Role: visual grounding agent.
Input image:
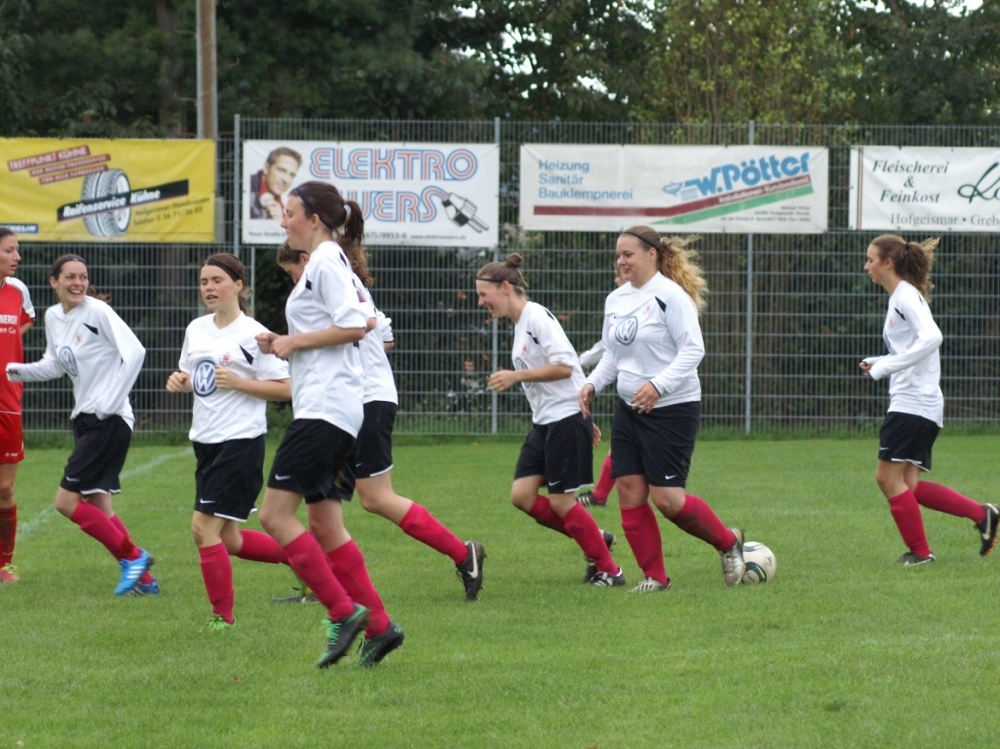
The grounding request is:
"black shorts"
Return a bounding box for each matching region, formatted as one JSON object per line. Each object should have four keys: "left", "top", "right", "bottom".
{"left": 193, "top": 436, "right": 266, "bottom": 521}
{"left": 878, "top": 411, "right": 939, "bottom": 472}
{"left": 514, "top": 412, "right": 594, "bottom": 494}
{"left": 611, "top": 399, "right": 699, "bottom": 488}
{"left": 60, "top": 413, "right": 132, "bottom": 495}
{"left": 268, "top": 419, "right": 357, "bottom": 504}
{"left": 323, "top": 401, "right": 398, "bottom": 501}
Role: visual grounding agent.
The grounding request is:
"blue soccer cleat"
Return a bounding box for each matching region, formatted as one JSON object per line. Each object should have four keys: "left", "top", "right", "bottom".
{"left": 115, "top": 550, "right": 154, "bottom": 596}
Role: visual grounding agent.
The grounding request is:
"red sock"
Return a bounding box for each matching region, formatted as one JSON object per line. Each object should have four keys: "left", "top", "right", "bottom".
{"left": 888, "top": 490, "right": 932, "bottom": 557}
{"left": 237, "top": 529, "right": 289, "bottom": 565}
{"left": 399, "top": 503, "right": 468, "bottom": 565}
{"left": 593, "top": 454, "right": 614, "bottom": 501}
{"left": 620, "top": 503, "right": 668, "bottom": 585}
{"left": 563, "top": 504, "right": 617, "bottom": 574}
{"left": 326, "top": 540, "right": 390, "bottom": 638}
{"left": 282, "top": 532, "right": 354, "bottom": 620}
{"left": 198, "top": 543, "right": 235, "bottom": 624}
{"left": 0, "top": 504, "right": 16, "bottom": 566}
{"left": 670, "top": 494, "right": 737, "bottom": 551}
{"left": 70, "top": 502, "right": 137, "bottom": 559}
{"left": 110, "top": 514, "right": 153, "bottom": 583}
{"left": 914, "top": 482, "right": 986, "bottom": 523}
{"left": 528, "top": 495, "right": 569, "bottom": 536}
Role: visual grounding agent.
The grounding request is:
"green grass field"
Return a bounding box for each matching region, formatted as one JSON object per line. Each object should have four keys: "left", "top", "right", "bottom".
{"left": 4, "top": 436, "right": 1000, "bottom": 748}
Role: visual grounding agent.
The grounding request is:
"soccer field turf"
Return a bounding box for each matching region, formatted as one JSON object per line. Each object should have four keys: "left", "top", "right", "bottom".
{"left": 4, "top": 436, "right": 999, "bottom": 748}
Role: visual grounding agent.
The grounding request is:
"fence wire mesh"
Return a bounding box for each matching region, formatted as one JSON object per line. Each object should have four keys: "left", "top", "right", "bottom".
{"left": 15, "top": 122, "right": 1000, "bottom": 435}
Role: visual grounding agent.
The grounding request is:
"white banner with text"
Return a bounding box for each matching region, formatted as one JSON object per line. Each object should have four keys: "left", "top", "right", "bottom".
{"left": 519, "top": 144, "right": 829, "bottom": 233}
{"left": 849, "top": 146, "right": 1000, "bottom": 232}
{"left": 242, "top": 140, "right": 499, "bottom": 246}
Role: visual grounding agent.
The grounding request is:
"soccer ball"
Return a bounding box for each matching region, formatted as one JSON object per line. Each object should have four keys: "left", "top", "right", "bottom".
{"left": 741, "top": 542, "right": 776, "bottom": 584}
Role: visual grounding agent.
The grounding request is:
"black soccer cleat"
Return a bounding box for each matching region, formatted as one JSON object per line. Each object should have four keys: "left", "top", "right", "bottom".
{"left": 359, "top": 621, "right": 405, "bottom": 667}
{"left": 976, "top": 503, "right": 999, "bottom": 557}
{"left": 898, "top": 551, "right": 937, "bottom": 566}
{"left": 583, "top": 530, "right": 616, "bottom": 583}
{"left": 456, "top": 541, "right": 486, "bottom": 601}
{"left": 576, "top": 490, "right": 607, "bottom": 508}
{"left": 317, "top": 604, "right": 370, "bottom": 668}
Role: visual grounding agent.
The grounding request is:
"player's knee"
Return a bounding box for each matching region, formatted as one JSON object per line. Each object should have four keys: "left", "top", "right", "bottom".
{"left": 0, "top": 484, "right": 13, "bottom": 507}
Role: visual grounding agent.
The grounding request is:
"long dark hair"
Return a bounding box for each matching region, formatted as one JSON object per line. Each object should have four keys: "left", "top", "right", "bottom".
{"left": 620, "top": 226, "right": 707, "bottom": 311}
{"left": 202, "top": 253, "right": 252, "bottom": 314}
{"left": 292, "top": 181, "right": 373, "bottom": 287}
{"left": 870, "top": 234, "right": 938, "bottom": 301}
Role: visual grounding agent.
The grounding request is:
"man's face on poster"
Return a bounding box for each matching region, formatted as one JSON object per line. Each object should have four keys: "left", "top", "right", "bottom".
{"left": 263, "top": 155, "right": 300, "bottom": 196}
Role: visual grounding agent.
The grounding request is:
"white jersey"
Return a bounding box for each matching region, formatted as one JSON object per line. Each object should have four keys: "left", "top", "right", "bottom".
{"left": 7, "top": 296, "right": 145, "bottom": 428}
{"left": 284, "top": 240, "right": 373, "bottom": 436}
{"left": 179, "top": 312, "right": 289, "bottom": 443}
{"left": 586, "top": 272, "right": 703, "bottom": 408}
{"left": 863, "top": 280, "right": 943, "bottom": 426}
{"left": 512, "top": 301, "right": 586, "bottom": 425}
{"left": 352, "top": 279, "right": 398, "bottom": 405}
{"left": 579, "top": 340, "right": 604, "bottom": 369}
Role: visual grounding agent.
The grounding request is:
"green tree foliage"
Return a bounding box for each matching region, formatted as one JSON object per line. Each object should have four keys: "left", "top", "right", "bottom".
{"left": 638, "top": 0, "right": 858, "bottom": 124}
{"left": 474, "top": 0, "right": 654, "bottom": 120}
{"left": 841, "top": 0, "right": 1000, "bottom": 125}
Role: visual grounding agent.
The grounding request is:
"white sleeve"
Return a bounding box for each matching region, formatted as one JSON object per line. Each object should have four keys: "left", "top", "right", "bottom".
{"left": 6, "top": 310, "right": 62, "bottom": 382}
{"left": 325, "top": 270, "right": 372, "bottom": 330}
{"left": 9, "top": 278, "right": 35, "bottom": 320}
{"left": 255, "top": 348, "right": 289, "bottom": 381}
{"left": 579, "top": 340, "right": 604, "bottom": 368}
{"left": 537, "top": 309, "right": 578, "bottom": 368}
{"left": 650, "top": 296, "right": 705, "bottom": 395}
{"left": 868, "top": 295, "right": 942, "bottom": 382}
{"left": 586, "top": 350, "right": 618, "bottom": 393}
{"left": 94, "top": 306, "right": 146, "bottom": 419}
{"left": 376, "top": 309, "right": 394, "bottom": 343}
{"left": 178, "top": 329, "right": 192, "bottom": 375}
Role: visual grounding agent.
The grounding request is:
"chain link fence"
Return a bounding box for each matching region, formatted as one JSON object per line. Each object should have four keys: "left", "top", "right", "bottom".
{"left": 16, "top": 121, "right": 1000, "bottom": 436}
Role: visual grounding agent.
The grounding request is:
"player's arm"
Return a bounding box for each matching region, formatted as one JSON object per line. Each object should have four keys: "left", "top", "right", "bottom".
{"left": 216, "top": 371, "right": 291, "bottom": 401}
{"left": 488, "top": 363, "right": 572, "bottom": 393}
{"left": 19, "top": 320, "right": 32, "bottom": 336}
{"left": 868, "top": 295, "right": 942, "bottom": 381}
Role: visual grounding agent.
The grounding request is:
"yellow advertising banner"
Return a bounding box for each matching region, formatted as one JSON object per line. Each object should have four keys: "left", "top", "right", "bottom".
{"left": 0, "top": 138, "right": 216, "bottom": 242}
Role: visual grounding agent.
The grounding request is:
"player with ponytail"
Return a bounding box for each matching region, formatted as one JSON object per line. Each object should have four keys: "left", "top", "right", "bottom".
{"left": 860, "top": 234, "right": 998, "bottom": 565}
{"left": 579, "top": 226, "right": 745, "bottom": 592}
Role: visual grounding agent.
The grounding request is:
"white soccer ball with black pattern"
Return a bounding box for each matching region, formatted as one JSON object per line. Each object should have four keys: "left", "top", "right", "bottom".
{"left": 741, "top": 542, "right": 776, "bottom": 584}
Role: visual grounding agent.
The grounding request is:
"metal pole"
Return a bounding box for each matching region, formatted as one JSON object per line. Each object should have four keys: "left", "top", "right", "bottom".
{"left": 490, "top": 117, "right": 501, "bottom": 435}
{"left": 744, "top": 120, "right": 755, "bottom": 435}
{"left": 233, "top": 114, "right": 240, "bottom": 258}
{"left": 195, "top": 0, "right": 217, "bottom": 140}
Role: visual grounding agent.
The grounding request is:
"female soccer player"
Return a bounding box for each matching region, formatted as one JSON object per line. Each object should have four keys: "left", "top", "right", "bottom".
{"left": 860, "top": 234, "right": 998, "bottom": 565}
{"left": 0, "top": 229, "right": 34, "bottom": 583}
{"left": 166, "top": 253, "right": 294, "bottom": 629}
{"left": 579, "top": 226, "right": 745, "bottom": 592}
{"left": 256, "top": 181, "right": 402, "bottom": 667}
{"left": 5, "top": 254, "right": 156, "bottom": 596}
{"left": 476, "top": 253, "right": 624, "bottom": 586}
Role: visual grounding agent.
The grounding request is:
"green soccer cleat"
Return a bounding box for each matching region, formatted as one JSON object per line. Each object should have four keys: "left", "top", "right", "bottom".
{"left": 317, "top": 604, "right": 370, "bottom": 668}
{"left": 359, "top": 621, "right": 405, "bottom": 667}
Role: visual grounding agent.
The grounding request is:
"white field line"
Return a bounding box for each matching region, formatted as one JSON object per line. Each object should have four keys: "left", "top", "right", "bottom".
{"left": 17, "top": 448, "right": 192, "bottom": 541}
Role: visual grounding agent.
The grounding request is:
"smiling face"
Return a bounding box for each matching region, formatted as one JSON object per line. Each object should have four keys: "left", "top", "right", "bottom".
{"left": 50, "top": 260, "right": 89, "bottom": 310}
{"left": 865, "top": 243, "right": 896, "bottom": 289}
{"left": 263, "top": 155, "right": 300, "bottom": 196}
{"left": 0, "top": 234, "right": 20, "bottom": 280}
{"left": 200, "top": 264, "right": 242, "bottom": 314}
{"left": 616, "top": 234, "right": 657, "bottom": 286}
{"left": 476, "top": 279, "right": 513, "bottom": 319}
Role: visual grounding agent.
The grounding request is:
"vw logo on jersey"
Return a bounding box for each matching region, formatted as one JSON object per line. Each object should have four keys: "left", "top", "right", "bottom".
{"left": 192, "top": 359, "right": 218, "bottom": 397}
{"left": 57, "top": 346, "right": 78, "bottom": 377}
{"left": 513, "top": 357, "right": 529, "bottom": 371}
{"left": 614, "top": 316, "right": 639, "bottom": 345}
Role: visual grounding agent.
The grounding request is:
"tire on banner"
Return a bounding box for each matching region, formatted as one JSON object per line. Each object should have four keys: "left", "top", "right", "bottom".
{"left": 81, "top": 169, "right": 132, "bottom": 238}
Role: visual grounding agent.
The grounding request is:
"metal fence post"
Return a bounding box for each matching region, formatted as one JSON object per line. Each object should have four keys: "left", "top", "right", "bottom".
{"left": 744, "top": 119, "right": 755, "bottom": 435}
{"left": 233, "top": 114, "right": 240, "bottom": 259}
{"left": 490, "top": 116, "right": 502, "bottom": 435}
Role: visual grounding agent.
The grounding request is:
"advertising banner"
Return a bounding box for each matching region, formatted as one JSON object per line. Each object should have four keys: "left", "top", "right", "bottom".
{"left": 519, "top": 144, "right": 828, "bottom": 233}
{"left": 0, "top": 139, "right": 216, "bottom": 242}
{"left": 242, "top": 141, "right": 499, "bottom": 247}
{"left": 849, "top": 147, "right": 1000, "bottom": 232}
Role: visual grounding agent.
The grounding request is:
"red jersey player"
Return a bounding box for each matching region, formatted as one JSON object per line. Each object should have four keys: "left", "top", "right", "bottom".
{"left": 0, "top": 228, "right": 35, "bottom": 583}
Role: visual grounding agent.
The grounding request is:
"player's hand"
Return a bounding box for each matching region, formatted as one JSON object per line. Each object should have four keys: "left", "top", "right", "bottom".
{"left": 859, "top": 361, "right": 872, "bottom": 378}
{"left": 166, "top": 371, "right": 191, "bottom": 393}
{"left": 630, "top": 382, "right": 660, "bottom": 414}
{"left": 256, "top": 331, "right": 278, "bottom": 355}
{"left": 214, "top": 366, "right": 241, "bottom": 391}
{"left": 487, "top": 369, "right": 519, "bottom": 393}
{"left": 578, "top": 383, "right": 595, "bottom": 419}
{"left": 269, "top": 335, "right": 299, "bottom": 361}
{"left": 592, "top": 423, "right": 602, "bottom": 448}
